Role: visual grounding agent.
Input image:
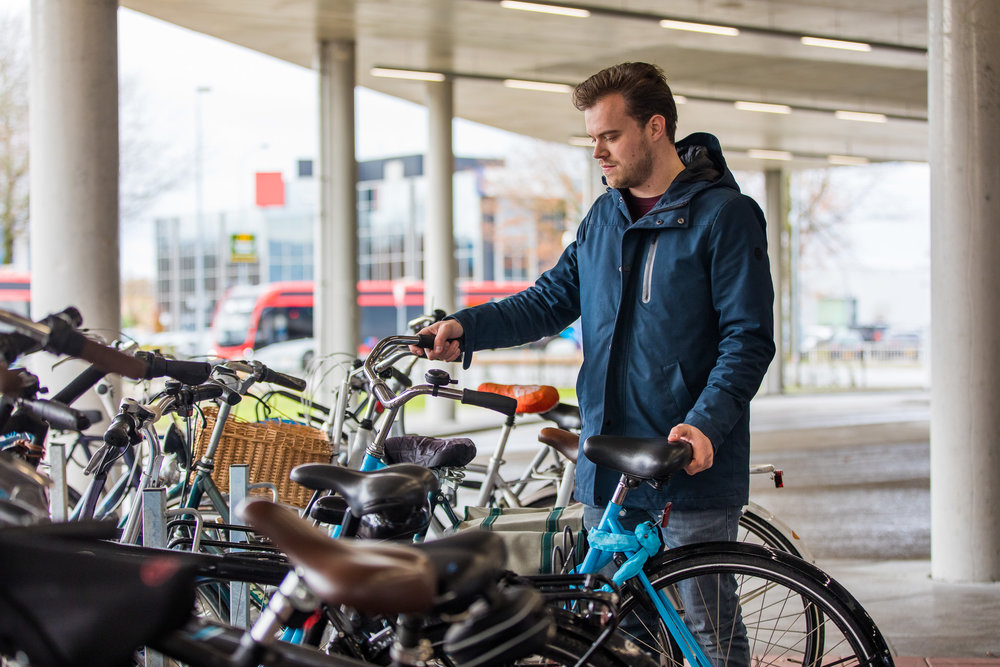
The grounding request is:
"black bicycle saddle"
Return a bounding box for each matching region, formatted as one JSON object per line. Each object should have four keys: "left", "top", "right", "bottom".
{"left": 290, "top": 463, "right": 438, "bottom": 518}
{"left": 583, "top": 436, "right": 692, "bottom": 482}
{"left": 411, "top": 529, "right": 507, "bottom": 613}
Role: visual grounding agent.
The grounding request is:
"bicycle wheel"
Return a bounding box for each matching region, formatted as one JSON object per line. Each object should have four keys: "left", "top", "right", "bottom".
{"left": 615, "top": 542, "right": 893, "bottom": 667}
{"left": 494, "top": 609, "right": 656, "bottom": 667}
{"left": 738, "top": 503, "right": 808, "bottom": 560}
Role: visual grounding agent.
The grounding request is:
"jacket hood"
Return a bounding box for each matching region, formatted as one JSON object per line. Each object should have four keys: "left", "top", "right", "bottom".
{"left": 671, "top": 131, "right": 740, "bottom": 195}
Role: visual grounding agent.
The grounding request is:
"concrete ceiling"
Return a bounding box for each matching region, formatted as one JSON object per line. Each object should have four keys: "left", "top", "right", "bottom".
{"left": 121, "top": 0, "right": 929, "bottom": 170}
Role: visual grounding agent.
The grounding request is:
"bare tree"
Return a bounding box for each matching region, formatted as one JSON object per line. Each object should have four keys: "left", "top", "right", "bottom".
{"left": 0, "top": 9, "right": 185, "bottom": 270}
{"left": 119, "top": 72, "right": 188, "bottom": 222}
{"left": 0, "top": 11, "right": 29, "bottom": 265}
{"left": 483, "top": 139, "right": 585, "bottom": 277}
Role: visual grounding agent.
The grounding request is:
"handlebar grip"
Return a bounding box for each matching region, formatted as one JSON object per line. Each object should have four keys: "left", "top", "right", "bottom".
{"left": 259, "top": 366, "right": 307, "bottom": 392}
{"left": 104, "top": 413, "right": 137, "bottom": 448}
{"left": 188, "top": 382, "right": 227, "bottom": 404}
{"left": 76, "top": 337, "right": 148, "bottom": 380}
{"left": 22, "top": 398, "right": 92, "bottom": 431}
{"left": 461, "top": 388, "right": 518, "bottom": 417}
{"left": 415, "top": 334, "right": 436, "bottom": 349}
{"left": 136, "top": 351, "right": 212, "bottom": 385}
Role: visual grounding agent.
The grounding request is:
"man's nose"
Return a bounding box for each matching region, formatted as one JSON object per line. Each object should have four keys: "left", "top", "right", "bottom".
{"left": 592, "top": 141, "right": 606, "bottom": 159}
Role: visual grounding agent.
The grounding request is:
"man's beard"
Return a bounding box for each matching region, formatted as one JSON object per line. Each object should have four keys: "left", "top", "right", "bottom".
{"left": 607, "top": 141, "right": 654, "bottom": 190}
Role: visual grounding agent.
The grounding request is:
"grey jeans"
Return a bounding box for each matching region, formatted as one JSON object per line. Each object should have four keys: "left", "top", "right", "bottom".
{"left": 583, "top": 504, "right": 749, "bottom": 667}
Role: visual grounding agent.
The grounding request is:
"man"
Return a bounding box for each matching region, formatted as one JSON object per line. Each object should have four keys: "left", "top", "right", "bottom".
{"left": 414, "top": 62, "right": 774, "bottom": 664}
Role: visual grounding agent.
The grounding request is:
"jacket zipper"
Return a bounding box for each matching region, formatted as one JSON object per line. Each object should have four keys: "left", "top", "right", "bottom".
{"left": 641, "top": 235, "right": 659, "bottom": 303}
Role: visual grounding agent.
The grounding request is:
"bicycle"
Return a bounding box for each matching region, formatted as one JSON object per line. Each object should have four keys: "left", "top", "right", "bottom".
{"left": 353, "top": 335, "right": 809, "bottom": 560}
{"left": 0, "top": 465, "right": 654, "bottom": 667}
{"left": 572, "top": 433, "right": 893, "bottom": 666}
{"left": 353, "top": 335, "right": 893, "bottom": 666}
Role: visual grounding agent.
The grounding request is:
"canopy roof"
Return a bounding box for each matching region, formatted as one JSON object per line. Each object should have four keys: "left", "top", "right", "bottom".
{"left": 122, "top": 0, "right": 928, "bottom": 169}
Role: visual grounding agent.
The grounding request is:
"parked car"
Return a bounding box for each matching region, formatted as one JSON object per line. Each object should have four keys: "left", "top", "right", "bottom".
{"left": 250, "top": 338, "right": 315, "bottom": 376}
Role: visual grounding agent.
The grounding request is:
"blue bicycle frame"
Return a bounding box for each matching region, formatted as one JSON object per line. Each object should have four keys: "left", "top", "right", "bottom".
{"left": 576, "top": 494, "right": 713, "bottom": 667}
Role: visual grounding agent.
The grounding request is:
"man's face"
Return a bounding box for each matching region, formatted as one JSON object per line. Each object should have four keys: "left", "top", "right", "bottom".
{"left": 584, "top": 93, "right": 655, "bottom": 192}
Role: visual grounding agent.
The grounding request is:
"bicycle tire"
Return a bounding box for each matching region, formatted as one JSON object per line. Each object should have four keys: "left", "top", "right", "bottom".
{"left": 738, "top": 503, "right": 808, "bottom": 560}
{"left": 614, "top": 541, "right": 893, "bottom": 667}
{"left": 504, "top": 608, "right": 657, "bottom": 667}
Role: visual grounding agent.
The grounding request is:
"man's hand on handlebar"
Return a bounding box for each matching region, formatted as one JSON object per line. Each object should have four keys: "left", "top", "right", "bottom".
{"left": 410, "top": 320, "right": 464, "bottom": 362}
{"left": 668, "top": 423, "right": 714, "bottom": 475}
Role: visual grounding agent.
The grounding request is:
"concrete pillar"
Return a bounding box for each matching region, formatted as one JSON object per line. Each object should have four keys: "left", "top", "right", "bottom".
{"left": 425, "top": 80, "right": 457, "bottom": 421}
{"left": 28, "top": 0, "right": 120, "bottom": 414}
{"left": 424, "top": 80, "right": 457, "bottom": 315}
{"left": 30, "top": 0, "right": 119, "bottom": 332}
{"left": 928, "top": 0, "right": 1000, "bottom": 582}
{"left": 316, "top": 40, "right": 359, "bottom": 377}
{"left": 763, "top": 169, "right": 786, "bottom": 395}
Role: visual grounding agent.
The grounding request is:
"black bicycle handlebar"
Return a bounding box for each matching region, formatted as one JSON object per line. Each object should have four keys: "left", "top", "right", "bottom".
{"left": 460, "top": 388, "right": 518, "bottom": 417}
{"left": 135, "top": 351, "right": 213, "bottom": 385}
{"left": 74, "top": 337, "right": 148, "bottom": 380}
{"left": 186, "top": 382, "right": 230, "bottom": 405}
{"left": 103, "top": 413, "right": 140, "bottom": 449}
{"left": 20, "top": 397, "right": 92, "bottom": 432}
{"left": 0, "top": 308, "right": 148, "bottom": 380}
{"left": 256, "top": 365, "right": 307, "bottom": 392}
{"left": 51, "top": 365, "right": 108, "bottom": 405}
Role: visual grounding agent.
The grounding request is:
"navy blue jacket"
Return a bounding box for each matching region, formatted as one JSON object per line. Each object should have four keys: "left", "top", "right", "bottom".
{"left": 452, "top": 132, "right": 775, "bottom": 510}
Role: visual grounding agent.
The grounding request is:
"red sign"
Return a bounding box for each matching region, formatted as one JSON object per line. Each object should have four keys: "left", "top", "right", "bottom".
{"left": 255, "top": 172, "right": 285, "bottom": 207}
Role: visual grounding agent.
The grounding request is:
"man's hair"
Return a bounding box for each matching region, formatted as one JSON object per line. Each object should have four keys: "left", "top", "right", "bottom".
{"left": 572, "top": 62, "right": 678, "bottom": 143}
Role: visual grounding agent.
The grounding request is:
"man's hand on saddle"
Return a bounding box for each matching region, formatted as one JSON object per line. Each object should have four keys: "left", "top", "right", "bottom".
{"left": 411, "top": 319, "right": 464, "bottom": 362}
{"left": 668, "top": 423, "right": 714, "bottom": 475}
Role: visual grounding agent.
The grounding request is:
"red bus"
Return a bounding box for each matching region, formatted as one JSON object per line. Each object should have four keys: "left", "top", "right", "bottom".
{"left": 209, "top": 279, "right": 532, "bottom": 359}
{"left": 0, "top": 268, "right": 30, "bottom": 316}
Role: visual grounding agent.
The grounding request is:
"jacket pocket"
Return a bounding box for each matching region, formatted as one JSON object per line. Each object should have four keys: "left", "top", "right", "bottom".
{"left": 661, "top": 361, "right": 695, "bottom": 420}
{"left": 641, "top": 235, "right": 659, "bottom": 304}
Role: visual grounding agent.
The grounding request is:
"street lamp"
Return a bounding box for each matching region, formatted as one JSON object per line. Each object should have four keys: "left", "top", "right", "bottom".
{"left": 193, "top": 85, "right": 211, "bottom": 335}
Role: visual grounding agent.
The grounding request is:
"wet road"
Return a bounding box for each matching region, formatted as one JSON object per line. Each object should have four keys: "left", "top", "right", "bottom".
{"left": 749, "top": 439, "right": 931, "bottom": 559}
{"left": 467, "top": 425, "right": 933, "bottom": 561}
{"left": 442, "top": 390, "right": 933, "bottom": 561}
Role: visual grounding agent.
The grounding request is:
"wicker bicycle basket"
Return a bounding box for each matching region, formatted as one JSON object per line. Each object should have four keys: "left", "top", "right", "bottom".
{"left": 192, "top": 405, "right": 333, "bottom": 507}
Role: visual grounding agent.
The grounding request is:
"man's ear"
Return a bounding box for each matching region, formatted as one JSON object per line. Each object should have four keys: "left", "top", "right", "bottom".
{"left": 647, "top": 114, "right": 667, "bottom": 140}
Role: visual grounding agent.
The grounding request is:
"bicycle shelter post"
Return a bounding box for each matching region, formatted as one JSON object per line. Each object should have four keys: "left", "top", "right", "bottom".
{"left": 48, "top": 442, "right": 68, "bottom": 521}
{"left": 141, "top": 487, "right": 167, "bottom": 667}
{"left": 229, "top": 464, "right": 250, "bottom": 628}
{"left": 141, "top": 486, "right": 167, "bottom": 548}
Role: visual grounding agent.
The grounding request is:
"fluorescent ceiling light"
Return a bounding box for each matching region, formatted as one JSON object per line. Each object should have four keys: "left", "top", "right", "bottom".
{"left": 371, "top": 67, "right": 446, "bottom": 82}
{"left": 835, "top": 109, "right": 888, "bottom": 123}
{"left": 499, "top": 1, "right": 590, "bottom": 18}
{"left": 660, "top": 19, "right": 739, "bottom": 36}
{"left": 503, "top": 79, "right": 573, "bottom": 94}
{"left": 801, "top": 36, "right": 872, "bottom": 52}
{"left": 568, "top": 136, "right": 593, "bottom": 147}
{"left": 828, "top": 154, "right": 871, "bottom": 166}
{"left": 747, "top": 149, "right": 793, "bottom": 161}
{"left": 735, "top": 101, "right": 792, "bottom": 114}
{"left": 674, "top": 95, "right": 688, "bottom": 104}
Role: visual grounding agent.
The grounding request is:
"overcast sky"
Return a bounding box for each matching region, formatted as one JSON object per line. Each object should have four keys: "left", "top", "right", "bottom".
{"left": 117, "top": 8, "right": 531, "bottom": 216}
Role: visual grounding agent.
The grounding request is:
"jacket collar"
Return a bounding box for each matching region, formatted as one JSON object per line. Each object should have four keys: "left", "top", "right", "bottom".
{"left": 605, "top": 132, "right": 740, "bottom": 222}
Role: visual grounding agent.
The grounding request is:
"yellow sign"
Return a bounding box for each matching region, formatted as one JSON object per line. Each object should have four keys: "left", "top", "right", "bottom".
{"left": 230, "top": 233, "right": 257, "bottom": 263}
